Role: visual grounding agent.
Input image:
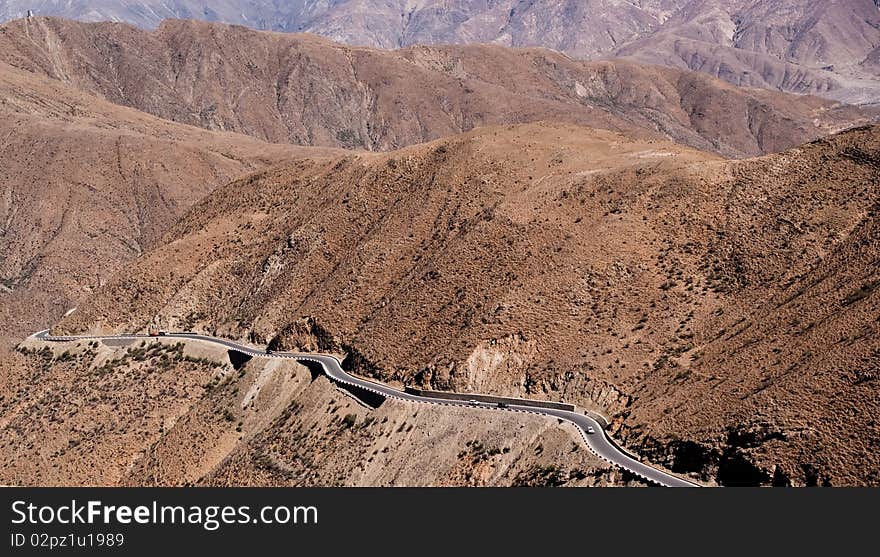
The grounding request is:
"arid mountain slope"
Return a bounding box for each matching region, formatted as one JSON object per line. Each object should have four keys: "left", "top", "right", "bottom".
{"left": 0, "top": 60, "right": 332, "bottom": 342}
{"left": 0, "top": 17, "right": 871, "bottom": 157}
{"left": 3, "top": 337, "right": 628, "bottom": 487}
{"left": 614, "top": 0, "right": 880, "bottom": 105}
{"left": 2, "top": 1, "right": 877, "bottom": 103}
{"left": 0, "top": 61, "right": 346, "bottom": 487}
{"left": 57, "top": 122, "right": 880, "bottom": 485}
{"left": 627, "top": 196, "right": 880, "bottom": 487}
{"left": 0, "top": 1, "right": 692, "bottom": 51}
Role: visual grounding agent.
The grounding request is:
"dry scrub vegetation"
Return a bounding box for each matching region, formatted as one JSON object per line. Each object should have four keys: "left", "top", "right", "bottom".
{"left": 55, "top": 122, "right": 880, "bottom": 485}
{"left": 2, "top": 337, "right": 628, "bottom": 487}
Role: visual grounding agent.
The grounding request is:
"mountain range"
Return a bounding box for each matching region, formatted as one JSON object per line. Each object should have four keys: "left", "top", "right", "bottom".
{"left": 0, "top": 14, "right": 878, "bottom": 487}
{"left": 0, "top": 17, "right": 873, "bottom": 157}
{"left": 1, "top": 1, "right": 878, "bottom": 104}
{"left": 50, "top": 121, "right": 880, "bottom": 487}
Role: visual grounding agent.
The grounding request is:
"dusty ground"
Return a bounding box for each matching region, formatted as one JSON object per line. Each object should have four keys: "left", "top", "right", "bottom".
{"left": 2, "top": 337, "right": 631, "bottom": 487}
{"left": 2, "top": 338, "right": 223, "bottom": 485}
{"left": 1, "top": 21, "right": 877, "bottom": 485}
{"left": 0, "top": 60, "right": 339, "bottom": 343}
{"left": 54, "top": 122, "right": 880, "bottom": 485}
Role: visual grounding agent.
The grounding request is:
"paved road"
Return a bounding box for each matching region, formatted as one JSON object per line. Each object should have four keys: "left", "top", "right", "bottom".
{"left": 32, "top": 329, "right": 699, "bottom": 487}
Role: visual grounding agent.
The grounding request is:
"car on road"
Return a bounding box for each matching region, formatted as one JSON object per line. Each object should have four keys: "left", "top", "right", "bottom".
{"left": 496, "top": 402, "right": 508, "bottom": 408}
{"left": 586, "top": 426, "right": 596, "bottom": 434}
{"left": 467, "top": 399, "right": 481, "bottom": 405}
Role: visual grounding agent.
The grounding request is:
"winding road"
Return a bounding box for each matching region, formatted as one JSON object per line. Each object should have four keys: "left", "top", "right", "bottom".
{"left": 31, "top": 329, "right": 699, "bottom": 487}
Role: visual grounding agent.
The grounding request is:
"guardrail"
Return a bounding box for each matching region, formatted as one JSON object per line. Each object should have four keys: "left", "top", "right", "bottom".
{"left": 403, "top": 386, "right": 576, "bottom": 411}
{"left": 585, "top": 411, "right": 609, "bottom": 429}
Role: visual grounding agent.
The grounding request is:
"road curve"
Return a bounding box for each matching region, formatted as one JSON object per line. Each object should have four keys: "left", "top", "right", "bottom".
{"left": 31, "top": 329, "right": 699, "bottom": 487}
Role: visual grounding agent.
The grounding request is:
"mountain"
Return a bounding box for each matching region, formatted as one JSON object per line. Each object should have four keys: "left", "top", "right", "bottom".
{"left": 0, "top": 58, "right": 330, "bottom": 345}
{"left": 0, "top": 17, "right": 873, "bottom": 158}
{"left": 1, "top": 1, "right": 878, "bottom": 104}
{"left": 7, "top": 332, "right": 633, "bottom": 487}
{"left": 614, "top": 0, "right": 880, "bottom": 105}
{"left": 0, "top": 1, "right": 690, "bottom": 50}
{"left": 1, "top": 10, "right": 877, "bottom": 488}
{"left": 53, "top": 122, "right": 880, "bottom": 486}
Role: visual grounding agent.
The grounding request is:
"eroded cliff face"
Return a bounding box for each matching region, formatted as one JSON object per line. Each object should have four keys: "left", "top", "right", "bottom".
{"left": 456, "top": 334, "right": 537, "bottom": 395}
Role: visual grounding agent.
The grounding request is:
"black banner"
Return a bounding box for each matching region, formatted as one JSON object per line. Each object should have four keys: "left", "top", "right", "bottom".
{"left": 1, "top": 488, "right": 874, "bottom": 555}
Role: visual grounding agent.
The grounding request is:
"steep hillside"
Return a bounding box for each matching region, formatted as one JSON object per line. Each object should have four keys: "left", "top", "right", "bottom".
{"left": 56, "top": 122, "right": 880, "bottom": 485}
{"left": 614, "top": 0, "right": 880, "bottom": 105}
{"left": 0, "top": 17, "right": 871, "bottom": 157}
{"left": 3, "top": 337, "right": 628, "bottom": 487}
{"left": 626, "top": 200, "right": 880, "bottom": 486}
{"left": 0, "top": 1, "right": 692, "bottom": 50}
{"left": 2, "top": 1, "right": 877, "bottom": 103}
{"left": 0, "top": 60, "right": 332, "bottom": 343}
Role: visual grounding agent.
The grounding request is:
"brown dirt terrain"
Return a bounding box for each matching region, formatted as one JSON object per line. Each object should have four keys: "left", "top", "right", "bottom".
{"left": 2, "top": 17, "right": 877, "bottom": 486}
{"left": 2, "top": 338, "right": 220, "bottom": 485}
{"left": 55, "top": 122, "right": 880, "bottom": 485}
{"left": 0, "top": 17, "right": 874, "bottom": 158}
{"left": 2, "top": 337, "right": 628, "bottom": 487}
{"left": 0, "top": 60, "right": 338, "bottom": 344}
{"left": 2, "top": 1, "right": 878, "bottom": 105}
{"left": 623, "top": 178, "right": 880, "bottom": 486}
{"left": 613, "top": 0, "right": 880, "bottom": 105}
{"left": 0, "top": 57, "right": 339, "bottom": 457}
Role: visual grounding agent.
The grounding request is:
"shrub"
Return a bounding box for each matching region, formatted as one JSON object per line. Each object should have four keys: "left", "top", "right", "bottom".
{"left": 342, "top": 414, "right": 357, "bottom": 428}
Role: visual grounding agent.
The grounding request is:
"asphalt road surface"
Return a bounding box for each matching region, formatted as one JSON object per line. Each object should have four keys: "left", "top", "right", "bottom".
{"left": 32, "top": 329, "right": 700, "bottom": 487}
